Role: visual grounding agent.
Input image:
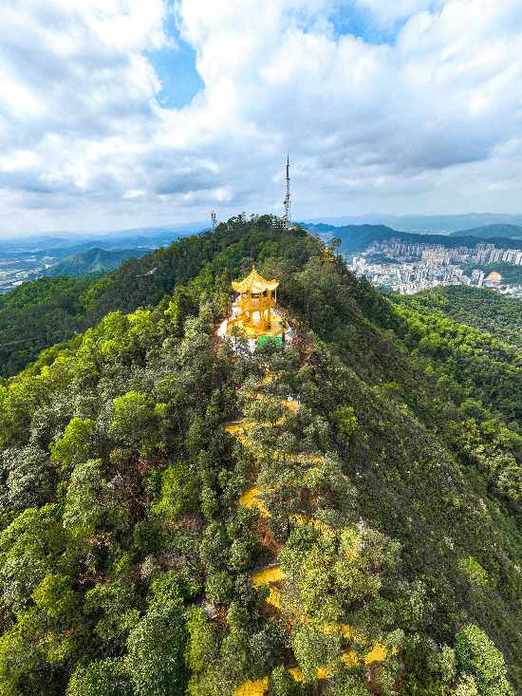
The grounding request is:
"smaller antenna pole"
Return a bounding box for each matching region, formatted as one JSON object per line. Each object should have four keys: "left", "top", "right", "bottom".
{"left": 283, "top": 154, "right": 291, "bottom": 229}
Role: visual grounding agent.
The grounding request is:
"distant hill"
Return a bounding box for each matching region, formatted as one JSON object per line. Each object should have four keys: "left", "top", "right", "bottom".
{"left": 45, "top": 247, "right": 148, "bottom": 277}
{"left": 304, "top": 222, "right": 522, "bottom": 254}
{"left": 305, "top": 223, "right": 400, "bottom": 252}
{"left": 0, "top": 223, "right": 206, "bottom": 253}
{"left": 303, "top": 213, "right": 522, "bottom": 234}
{"left": 451, "top": 224, "right": 522, "bottom": 239}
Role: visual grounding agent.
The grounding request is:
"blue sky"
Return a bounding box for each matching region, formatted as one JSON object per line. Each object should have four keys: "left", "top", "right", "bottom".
{"left": 0, "top": 0, "right": 521, "bottom": 235}
{"left": 148, "top": 4, "right": 204, "bottom": 110}
{"left": 149, "top": 39, "right": 204, "bottom": 109}
{"left": 330, "top": 4, "right": 398, "bottom": 43}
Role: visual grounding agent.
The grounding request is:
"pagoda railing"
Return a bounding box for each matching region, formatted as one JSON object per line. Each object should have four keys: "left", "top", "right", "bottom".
{"left": 237, "top": 296, "right": 274, "bottom": 312}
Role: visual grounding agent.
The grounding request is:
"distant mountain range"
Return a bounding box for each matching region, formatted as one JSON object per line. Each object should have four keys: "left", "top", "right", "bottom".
{"left": 0, "top": 222, "right": 207, "bottom": 255}
{"left": 304, "top": 222, "right": 522, "bottom": 254}
{"left": 449, "top": 224, "right": 522, "bottom": 239}
{"left": 4, "top": 217, "right": 522, "bottom": 286}
{"left": 302, "top": 213, "right": 522, "bottom": 234}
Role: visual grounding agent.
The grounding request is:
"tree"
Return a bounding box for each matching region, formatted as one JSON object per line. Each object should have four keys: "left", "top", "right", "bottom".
{"left": 455, "top": 625, "right": 514, "bottom": 696}
{"left": 32, "top": 574, "right": 79, "bottom": 623}
{"left": 205, "top": 571, "right": 234, "bottom": 605}
{"left": 185, "top": 608, "right": 223, "bottom": 696}
{"left": 452, "top": 674, "right": 479, "bottom": 696}
{"left": 291, "top": 624, "right": 340, "bottom": 682}
{"left": 185, "top": 608, "right": 218, "bottom": 674}
{"left": 279, "top": 523, "right": 400, "bottom": 629}
{"left": 330, "top": 405, "right": 359, "bottom": 440}
{"left": 84, "top": 575, "right": 140, "bottom": 647}
{"left": 50, "top": 417, "right": 95, "bottom": 470}
{"left": 1, "top": 444, "right": 54, "bottom": 513}
{"left": 67, "top": 658, "right": 133, "bottom": 696}
{"left": 325, "top": 674, "right": 369, "bottom": 695}
{"left": 153, "top": 462, "right": 199, "bottom": 520}
{"left": 126, "top": 604, "right": 187, "bottom": 696}
{"left": 0, "top": 504, "right": 65, "bottom": 612}
{"left": 109, "top": 391, "right": 157, "bottom": 450}
{"left": 63, "top": 459, "right": 112, "bottom": 541}
{"left": 271, "top": 666, "right": 301, "bottom": 696}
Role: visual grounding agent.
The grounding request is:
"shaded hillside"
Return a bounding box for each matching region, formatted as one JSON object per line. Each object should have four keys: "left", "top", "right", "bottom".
{"left": 401, "top": 286, "right": 522, "bottom": 348}
{"left": 0, "top": 217, "right": 519, "bottom": 696}
{"left": 0, "top": 277, "right": 92, "bottom": 377}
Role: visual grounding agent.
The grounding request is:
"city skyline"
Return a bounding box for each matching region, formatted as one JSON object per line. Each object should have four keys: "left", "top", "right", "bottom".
{"left": 351, "top": 238, "right": 522, "bottom": 297}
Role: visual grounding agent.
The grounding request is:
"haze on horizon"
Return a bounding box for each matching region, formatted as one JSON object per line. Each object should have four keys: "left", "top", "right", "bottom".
{"left": 1, "top": 0, "right": 522, "bottom": 238}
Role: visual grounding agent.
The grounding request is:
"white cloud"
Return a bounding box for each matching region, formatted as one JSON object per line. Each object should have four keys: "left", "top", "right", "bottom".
{"left": 0, "top": 0, "right": 522, "bottom": 234}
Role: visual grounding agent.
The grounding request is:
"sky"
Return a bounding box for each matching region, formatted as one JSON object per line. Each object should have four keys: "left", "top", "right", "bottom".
{"left": 0, "top": 0, "right": 521, "bottom": 236}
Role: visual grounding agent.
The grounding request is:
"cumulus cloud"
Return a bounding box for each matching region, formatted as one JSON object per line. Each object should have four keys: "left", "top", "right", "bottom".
{"left": 0, "top": 0, "right": 522, "bottom": 234}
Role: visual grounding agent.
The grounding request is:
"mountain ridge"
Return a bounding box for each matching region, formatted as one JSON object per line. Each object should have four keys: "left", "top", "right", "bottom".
{"left": 303, "top": 213, "right": 522, "bottom": 234}
{"left": 44, "top": 248, "right": 148, "bottom": 278}
{"left": 0, "top": 216, "right": 520, "bottom": 695}
{"left": 303, "top": 222, "right": 522, "bottom": 254}
{"left": 450, "top": 224, "right": 522, "bottom": 240}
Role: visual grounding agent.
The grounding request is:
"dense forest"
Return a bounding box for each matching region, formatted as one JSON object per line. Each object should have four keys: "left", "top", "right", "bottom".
{"left": 402, "top": 286, "right": 522, "bottom": 348}
{"left": 0, "top": 277, "right": 93, "bottom": 377}
{"left": 0, "top": 216, "right": 520, "bottom": 695}
{"left": 0, "top": 219, "right": 291, "bottom": 377}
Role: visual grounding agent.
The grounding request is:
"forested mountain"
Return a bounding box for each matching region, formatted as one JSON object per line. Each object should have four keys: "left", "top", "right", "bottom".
{"left": 0, "top": 277, "right": 93, "bottom": 377}
{"left": 0, "top": 220, "right": 270, "bottom": 376}
{"left": 450, "top": 225, "right": 522, "bottom": 240}
{"left": 303, "top": 214, "right": 522, "bottom": 235}
{"left": 0, "top": 251, "right": 149, "bottom": 376}
{"left": 3, "top": 221, "right": 522, "bottom": 380}
{"left": 402, "top": 286, "right": 522, "bottom": 348}
{"left": 45, "top": 248, "right": 148, "bottom": 278}
{"left": 0, "top": 216, "right": 520, "bottom": 696}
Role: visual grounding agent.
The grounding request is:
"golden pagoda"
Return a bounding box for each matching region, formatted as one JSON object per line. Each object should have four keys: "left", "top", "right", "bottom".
{"left": 225, "top": 266, "right": 286, "bottom": 343}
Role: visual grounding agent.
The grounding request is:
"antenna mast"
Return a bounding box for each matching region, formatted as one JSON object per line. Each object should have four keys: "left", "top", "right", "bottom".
{"left": 283, "top": 154, "right": 291, "bottom": 228}
{"left": 211, "top": 210, "right": 217, "bottom": 231}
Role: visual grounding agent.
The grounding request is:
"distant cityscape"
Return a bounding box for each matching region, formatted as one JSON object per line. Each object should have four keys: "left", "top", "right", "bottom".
{"left": 349, "top": 240, "right": 522, "bottom": 298}
{"left": 0, "top": 254, "right": 58, "bottom": 292}
{"left": 0, "top": 228, "right": 191, "bottom": 293}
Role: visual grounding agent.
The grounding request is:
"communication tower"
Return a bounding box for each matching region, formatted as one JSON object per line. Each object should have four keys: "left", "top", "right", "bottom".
{"left": 211, "top": 210, "right": 217, "bottom": 231}
{"left": 283, "top": 155, "right": 291, "bottom": 228}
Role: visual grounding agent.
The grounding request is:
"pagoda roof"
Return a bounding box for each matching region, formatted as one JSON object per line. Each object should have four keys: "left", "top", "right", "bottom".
{"left": 232, "top": 267, "right": 279, "bottom": 294}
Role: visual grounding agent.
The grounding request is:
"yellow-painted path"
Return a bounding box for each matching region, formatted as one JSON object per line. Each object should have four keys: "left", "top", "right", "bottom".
{"left": 228, "top": 378, "right": 391, "bottom": 696}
